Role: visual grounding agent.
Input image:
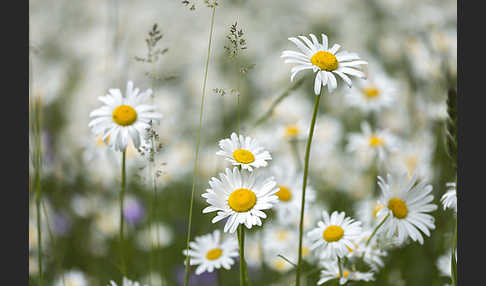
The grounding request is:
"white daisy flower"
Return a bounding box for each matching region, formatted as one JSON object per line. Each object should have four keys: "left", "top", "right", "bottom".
{"left": 307, "top": 210, "right": 362, "bottom": 259}
{"left": 441, "top": 182, "right": 457, "bottom": 213}
{"left": 54, "top": 270, "right": 88, "bottom": 286}
{"left": 89, "top": 80, "right": 162, "bottom": 152}
{"left": 109, "top": 277, "right": 147, "bottom": 286}
{"left": 355, "top": 198, "right": 387, "bottom": 228}
{"left": 346, "top": 121, "right": 400, "bottom": 163}
{"left": 317, "top": 260, "right": 374, "bottom": 285}
{"left": 281, "top": 33, "right": 367, "bottom": 94}
{"left": 216, "top": 132, "right": 272, "bottom": 171}
{"left": 344, "top": 70, "right": 397, "bottom": 113}
{"left": 202, "top": 167, "right": 279, "bottom": 233}
{"left": 376, "top": 173, "right": 438, "bottom": 245}
{"left": 270, "top": 164, "right": 316, "bottom": 224}
{"left": 182, "top": 230, "right": 239, "bottom": 275}
{"left": 346, "top": 230, "right": 388, "bottom": 271}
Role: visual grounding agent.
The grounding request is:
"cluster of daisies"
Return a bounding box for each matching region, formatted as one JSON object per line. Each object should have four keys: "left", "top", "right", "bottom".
{"left": 183, "top": 132, "right": 277, "bottom": 274}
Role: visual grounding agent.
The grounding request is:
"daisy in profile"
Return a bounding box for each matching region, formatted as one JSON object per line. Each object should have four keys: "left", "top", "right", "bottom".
{"left": 346, "top": 121, "right": 399, "bottom": 163}
{"left": 344, "top": 69, "right": 397, "bottom": 113}
{"left": 307, "top": 210, "right": 362, "bottom": 259}
{"left": 216, "top": 133, "right": 272, "bottom": 171}
{"left": 441, "top": 182, "right": 457, "bottom": 213}
{"left": 109, "top": 277, "right": 147, "bottom": 286}
{"left": 182, "top": 230, "right": 239, "bottom": 275}
{"left": 281, "top": 33, "right": 367, "bottom": 94}
{"left": 317, "top": 260, "right": 374, "bottom": 285}
{"left": 89, "top": 80, "right": 162, "bottom": 152}
{"left": 376, "top": 173, "right": 437, "bottom": 245}
{"left": 202, "top": 167, "right": 279, "bottom": 233}
{"left": 54, "top": 270, "right": 88, "bottom": 286}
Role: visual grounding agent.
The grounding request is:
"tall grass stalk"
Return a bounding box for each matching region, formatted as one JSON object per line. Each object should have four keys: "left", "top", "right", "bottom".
{"left": 295, "top": 90, "right": 322, "bottom": 286}
{"left": 183, "top": 6, "right": 217, "bottom": 286}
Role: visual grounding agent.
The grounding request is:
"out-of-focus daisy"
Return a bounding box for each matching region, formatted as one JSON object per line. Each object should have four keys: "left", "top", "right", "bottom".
{"left": 441, "top": 182, "right": 457, "bottom": 213}
{"left": 136, "top": 222, "right": 174, "bottom": 251}
{"left": 281, "top": 33, "right": 367, "bottom": 94}
{"left": 202, "top": 167, "right": 279, "bottom": 233}
{"left": 389, "top": 135, "right": 434, "bottom": 181}
{"left": 317, "top": 261, "right": 374, "bottom": 285}
{"left": 346, "top": 121, "right": 399, "bottom": 163}
{"left": 109, "top": 277, "right": 147, "bottom": 286}
{"left": 355, "top": 198, "right": 387, "bottom": 228}
{"left": 344, "top": 70, "right": 397, "bottom": 113}
{"left": 89, "top": 80, "right": 162, "bottom": 152}
{"left": 216, "top": 133, "right": 272, "bottom": 171}
{"left": 307, "top": 210, "right": 362, "bottom": 259}
{"left": 270, "top": 163, "right": 316, "bottom": 224}
{"left": 279, "top": 120, "right": 308, "bottom": 141}
{"left": 183, "top": 230, "right": 239, "bottom": 275}
{"left": 376, "top": 173, "right": 437, "bottom": 245}
{"left": 54, "top": 270, "right": 88, "bottom": 286}
{"left": 346, "top": 230, "right": 388, "bottom": 271}
{"left": 436, "top": 250, "right": 454, "bottom": 277}
{"left": 262, "top": 225, "right": 298, "bottom": 253}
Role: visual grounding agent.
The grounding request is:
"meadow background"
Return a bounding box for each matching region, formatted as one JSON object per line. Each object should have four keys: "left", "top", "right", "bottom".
{"left": 29, "top": 0, "right": 457, "bottom": 285}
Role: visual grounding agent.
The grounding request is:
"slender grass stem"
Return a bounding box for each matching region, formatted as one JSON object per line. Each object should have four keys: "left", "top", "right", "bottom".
{"left": 254, "top": 77, "right": 306, "bottom": 126}
{"left": 183, "top": 6, "right": 216, "bottom": 286}
{"left": 119, "top": 150, "right": 127, "bottom": 279}
{"left": 295, "top": 90, "right": 322, "bottom": 286}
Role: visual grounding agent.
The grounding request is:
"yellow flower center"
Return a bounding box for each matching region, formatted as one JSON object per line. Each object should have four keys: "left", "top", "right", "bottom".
{"left": 233, "top": 149, "right": 255, "bottom": 164}
{"left": 369, "top": 135, "right": 384, "bottom": 147}
{"left": 274, "top": 260, "right": 287, "bottom": 270}
{"left": 112, "top": 105, "right": 137, "bottom": 126}
{"left": 373, "top": 203, "right": 385, "bottom": 218}
{"left": 206, "top": 248, "right": 223, "bottom": 260}
{"left": 302, "top": 246, "right": 310, "bottom": 256}
{"left": 310, "top": 51, "right": 339, "bottom": 71}
{"left": 95, "top": 135, "right": 110, "bottom": 146}
{"left": 276, "top": 185, "right": 292, "bottom": 202}
{"left": 285, "top": 124, "right": 300, "bottom": 138}
{"left": 363, "top": 86, "right": 380, "bottom": 99}
{"left": 276, "top": 230, "right": 289, "bottom": 241}
{"left": 228, "top": 188, "right": 257, "bottom": 212}
{"left": 322, "top": 225, "right": 344, "bottom": 242}
{"left": 337, "top": 270, "right": 350, "bottom": 278}
{"left": 388, "top": 197, "right": 408, "bottom": 219}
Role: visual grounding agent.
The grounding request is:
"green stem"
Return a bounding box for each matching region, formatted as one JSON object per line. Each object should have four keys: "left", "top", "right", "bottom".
{"left": 183, "top": 6, "right": 216, "bottom": 286}
{"left": 238, "top": 225, "right": 246, "bottom": 286}
{"left": 451, "top": 219, "right": 457, "bottom": 286}
{"left": 366, "top": 213, "right": 390, "bottom": 247}
{"left": 254, "top": 77, "right": 306, "bottom": 126}
{"left": 337, "top": 257, "right": 343, "bottom": 282}
{"left": 295, "top": 91, "right": 322, "bottom": 286}
{"left": 119, "top": 150, "right": 127, "bottom": 279}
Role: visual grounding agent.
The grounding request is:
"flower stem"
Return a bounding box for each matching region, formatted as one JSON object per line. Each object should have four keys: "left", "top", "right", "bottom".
{"left": 451, "top": 219, "right": 457, "bottom": 286}
{"left": 238, "top": 225, "right": 247, "bottom": 286}
{"left": 365, "top": 213, "right": 390, "bottom": 247}
{"left": 295, "top": 90, "right": 322, "bottom": 286}
{"left": 119, "top": 150, "right": 127, "bottom": 278}
{"left": 183, "top": 6, "right": 216, "bottom": 286}
{"left": 337, "top": 257, "right": 343, "bottom": 281}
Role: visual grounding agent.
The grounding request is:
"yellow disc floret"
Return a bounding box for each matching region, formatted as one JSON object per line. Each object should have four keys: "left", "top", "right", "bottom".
{"left": 206, "top": 248, "right": 223, "bottom": 260}
{"left": 228, "top": 188, "right": 257, "bottom": 212}
{"left": 310, "top": 51, "right": 339, "bottom": 71}
{"left": 112, "top": 105, "right": 137, "bottom": 126}
{"left": 233, "top": 149, "right": 255, "bottom": 164}
{"left": 369, "top": 135, "right": 384, "bottom": 147}
{"left": 388, "top": 197, "right": 408, "bottom": 219}
{"left": 276, "top": 185, "right": 292, "bottom": 202}
{"left": 322, "top": 225, "right": 344, "bottom": 242}
{"left": 363, "top": 86, "right": 380, "bottom": 99}
{"left": 285, "top": 124, "right": 300, "bottom": 138}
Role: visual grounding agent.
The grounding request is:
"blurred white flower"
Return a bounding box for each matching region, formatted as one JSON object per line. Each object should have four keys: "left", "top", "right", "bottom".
{"left": 55, "top": 270, "right": 88, "bottom": 286}
{"left": 441, "top": 182, "right": 457, "bottom": 213}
